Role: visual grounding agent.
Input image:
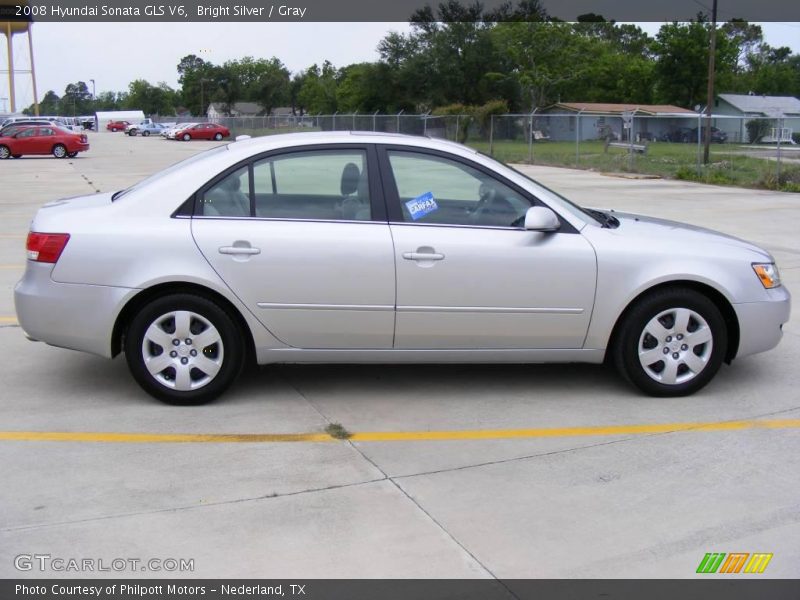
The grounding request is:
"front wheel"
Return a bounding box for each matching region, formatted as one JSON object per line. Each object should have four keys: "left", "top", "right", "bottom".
{"left": 124, "top": 294, "right": 245, "bottom": 404}
{"left": 182, "top": 133, "right": 191, "bottom": 141}
{"left": 142, "top": 131, "right": 150, "bottom": 137}
{"left": 613, "top": 288, "right": 727, "bottom": 397}
{"left": 52, "top": 144, "right": 67, "bottom": 158}
{"left": 214, "top": 132, "right": 223, "bottom": 141}
{"left": 111, "top": 127, "right": 118, "bottom": 132}
{"left": 0, "top": 145, "right": 10, "bottom": 159}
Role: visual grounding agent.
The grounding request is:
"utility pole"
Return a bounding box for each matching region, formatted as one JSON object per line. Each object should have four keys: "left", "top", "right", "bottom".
{"left": 703, "top": 0, "right": 718, "bottom": 165}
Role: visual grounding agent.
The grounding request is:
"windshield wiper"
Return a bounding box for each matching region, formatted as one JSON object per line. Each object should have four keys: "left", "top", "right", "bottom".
{"left": 587, "top": 209, "right": 619, "bottom": 229}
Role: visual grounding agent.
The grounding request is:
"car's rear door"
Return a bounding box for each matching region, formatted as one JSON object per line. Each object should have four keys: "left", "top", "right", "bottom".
{"left": 379, "top": 146, "right": 597, "bottom": 350}
{"left": 191, "top": 144, "right": 396, "bottom": 349}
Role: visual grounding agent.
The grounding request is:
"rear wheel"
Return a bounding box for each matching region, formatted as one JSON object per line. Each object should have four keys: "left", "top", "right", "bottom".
{"left": 124, "top": 294, "right": 244, "bottom": 404}
{"left": 182, "top": 133, "right": 191, "bottom": 141}
{"left": 0, "top": 145, "right": 10, "bottom": 159}
{"left": 52, "top": 144, "right": 67, "bottom": 158}
{"left": 613, "top": 288, "right": 727, "bottom": 397}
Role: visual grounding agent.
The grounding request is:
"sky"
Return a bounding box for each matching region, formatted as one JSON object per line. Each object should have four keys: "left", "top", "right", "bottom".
{"left": 1, "top": 21, "right": 799, "bottom": 112}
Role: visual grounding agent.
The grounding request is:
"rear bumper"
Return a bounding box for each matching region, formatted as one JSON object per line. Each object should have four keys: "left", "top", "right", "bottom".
{"left": 14, "top": 262, "right": 134, "bottom": 358}
{"left": 733, "top": 286, "right": 792, "bottom": 358}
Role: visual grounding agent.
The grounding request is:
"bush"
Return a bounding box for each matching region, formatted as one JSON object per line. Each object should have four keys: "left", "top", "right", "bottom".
{"left": 473, "top": 99, "right": 510, "bottom": 137}
{"left": 745, "top": 119, "right": 770, "bottom": 144}
{"left": 432, "top": 103, "right": 473, "bottom": 143}
{"left": 792, "top": 132, "right": 800, "bottom": 145}
{"left": 758, "top": 166, "right": 800, "bottom": 192}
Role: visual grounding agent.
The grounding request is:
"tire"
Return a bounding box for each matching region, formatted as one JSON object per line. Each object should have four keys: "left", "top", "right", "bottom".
{"left": 0, "top": 145, "right": 10, "bottom": 159}
{"left": 67, "top": 152, "right": 78, "bottom": 158}
{"left": 52, "top": 144, "right": 67, "bottom": 158}
{"left": 142, "top": 131, "right": 150, "bottom": 137}
{"left": 128, "top": 129, "right": 137, "bottom": 136}
{"left": 612, "top": 288, "right": 727, "bottom": 397}
{"left": 111, "top": 127, "right": 118, "bottom": 132}
{"left": 182, "top": 133, "right": 191, "bottom": 141}
{"left": 124, "top": 293, "right": 244, "bottom": 404}
{"left": 214, "top": 132, "right": 223, "bottom": 141}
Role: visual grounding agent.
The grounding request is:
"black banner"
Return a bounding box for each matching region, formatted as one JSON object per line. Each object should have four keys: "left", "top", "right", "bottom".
{"left": 0, "top": 0, "right": 799, "bottom": 22}
{"left": 3, "top": 580, "right": 800, "bottom": 600}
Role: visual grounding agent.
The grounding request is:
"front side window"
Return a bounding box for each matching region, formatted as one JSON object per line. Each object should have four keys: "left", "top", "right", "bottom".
{"left": 387, "top": 151, "right": 532, "bottom": 228}
{"left": 199, "top": 166, "right": 251, "bottom": 217}
{"left": 252, "top": 150, "right": 371, "bottom": 221}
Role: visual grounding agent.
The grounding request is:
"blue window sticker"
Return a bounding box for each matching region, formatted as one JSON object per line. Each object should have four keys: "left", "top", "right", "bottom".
{"left": 405, "top": 192, "right": 438, "bottom": 221}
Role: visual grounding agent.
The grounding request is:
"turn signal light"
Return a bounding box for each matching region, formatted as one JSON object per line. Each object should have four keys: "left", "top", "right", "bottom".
{"left": 26, "top": 232, "right": 70, "bottom": 263}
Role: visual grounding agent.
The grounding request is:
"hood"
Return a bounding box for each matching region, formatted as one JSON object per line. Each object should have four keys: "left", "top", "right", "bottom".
{"left": 607, "top": 211, "right": 773, "bottom": 261}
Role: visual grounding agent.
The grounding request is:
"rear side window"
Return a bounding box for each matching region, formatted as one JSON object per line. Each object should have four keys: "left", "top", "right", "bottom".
{"left": 199, "top": 166, "right": 251, "bottom": 217}
{"left": 252, "top": 150, "right": 371, "bottom": 221}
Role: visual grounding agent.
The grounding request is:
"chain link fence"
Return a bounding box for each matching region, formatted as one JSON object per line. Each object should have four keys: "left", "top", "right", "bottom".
{"left": 154, "top": 112, "right": 800, "bottom": 192}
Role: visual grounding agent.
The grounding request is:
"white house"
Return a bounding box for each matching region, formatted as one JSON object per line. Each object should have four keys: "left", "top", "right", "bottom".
{"left": 713, "top": 94, "right": 800, "bottom": 143}
{"left": 95, "top": 110, "right": 146, "bottom": 132}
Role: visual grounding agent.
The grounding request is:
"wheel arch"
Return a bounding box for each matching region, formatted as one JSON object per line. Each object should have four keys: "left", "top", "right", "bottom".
{"left": 605, "top": 280, "right": 740, "bottom": 364}
{"left": 111, "top": 281, "right": 256, "bottom": 363}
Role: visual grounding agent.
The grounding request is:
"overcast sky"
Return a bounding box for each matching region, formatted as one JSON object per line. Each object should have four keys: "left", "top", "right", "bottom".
{"left": 1, "top": 21, "right": 799, "bottom": 111}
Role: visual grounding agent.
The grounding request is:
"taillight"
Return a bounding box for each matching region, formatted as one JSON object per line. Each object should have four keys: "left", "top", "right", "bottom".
{"left": 26, "top": 232, "right": 70, "bottom": 263}
{"left": 80, "top": 134, "right": 87, "bottom": 143}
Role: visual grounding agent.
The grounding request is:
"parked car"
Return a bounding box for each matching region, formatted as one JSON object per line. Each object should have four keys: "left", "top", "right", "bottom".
{"left": 688, "top": 127, "right": 728, "bottom": 143}
{"left": 14, "top": 132, "right": 790, "bottom": 404}
{"left": 659, "top": 127, "right": 695, "bottom": 143}
{"left": 106, "top": 121, "right": 130, "bottom": 132}
{"left": 128, "top": 122, "right": 168, "bottom": 137}
{"left": 164, "top": 123, "right": 197, "bottom": 139}
{"left": 0, "top": 125, "right": 89, "bottom": 159}
{"left": 0, "top": 119, "right": 61, "bottom": 137}
{"left": 174, "top": 123, "right": 230, "bottom": 141}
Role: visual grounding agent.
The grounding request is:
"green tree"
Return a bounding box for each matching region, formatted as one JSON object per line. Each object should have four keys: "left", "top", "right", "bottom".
{"left": 297, "top": 62, "right": 339, "bottom": 114}
{"left": 62, "top": 81, "right": 93, "bottom": 115}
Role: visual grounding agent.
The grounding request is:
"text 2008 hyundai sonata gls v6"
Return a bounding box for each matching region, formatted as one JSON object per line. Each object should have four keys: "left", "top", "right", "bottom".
{"left": 14, "top": 132, "right": 790, "bottom": 403}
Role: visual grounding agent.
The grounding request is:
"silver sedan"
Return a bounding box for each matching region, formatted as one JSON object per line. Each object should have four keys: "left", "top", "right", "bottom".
{"left": 14, "top": 132, "right": 791, "bottom": 403}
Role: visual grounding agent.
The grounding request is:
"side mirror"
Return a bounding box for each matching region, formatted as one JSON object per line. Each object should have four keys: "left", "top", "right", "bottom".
{"left": 524, "top": 206, "right": 561, "bottom": 232}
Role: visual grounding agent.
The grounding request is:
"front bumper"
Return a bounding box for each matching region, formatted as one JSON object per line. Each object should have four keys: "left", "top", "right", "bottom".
{"left": 733, "top": 285, "right": 792, "bottom": 359}
{"left": 14, "top": 262, "right": 134, "bottom": 358}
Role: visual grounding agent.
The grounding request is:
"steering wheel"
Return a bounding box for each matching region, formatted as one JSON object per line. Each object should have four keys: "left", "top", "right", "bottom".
{"left": 469, "top": 182, "right": 497, "bottom": 222}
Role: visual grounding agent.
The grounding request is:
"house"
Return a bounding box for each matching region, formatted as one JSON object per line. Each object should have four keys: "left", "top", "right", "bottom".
{"left": 537, "top": 102, "right": 698, "bottom": 142}
{"left": 206, "top": 102, "right": 264, "bottom": 118}
{"left": 713, "top": 94, "right": 800, "bottom": 143}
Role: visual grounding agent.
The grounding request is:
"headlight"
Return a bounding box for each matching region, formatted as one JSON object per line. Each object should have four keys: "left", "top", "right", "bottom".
{"left": 752, "top": 263, "right": 781, "bottom": 289}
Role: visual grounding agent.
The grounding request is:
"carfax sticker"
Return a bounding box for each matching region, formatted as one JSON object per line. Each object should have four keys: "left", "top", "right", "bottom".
{"left": 405, "top": 192, "right": 438, "bottom": 220}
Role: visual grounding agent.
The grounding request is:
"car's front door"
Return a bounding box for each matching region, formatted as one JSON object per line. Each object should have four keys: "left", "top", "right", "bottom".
{"left": 380, "top": 147, "right": 597, "bottom": 350}
{"left": 191, "top": 145, "right": 396, "bottom": 349}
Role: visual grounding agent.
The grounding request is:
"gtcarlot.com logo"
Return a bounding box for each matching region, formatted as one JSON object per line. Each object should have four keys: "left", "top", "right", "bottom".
{"left": 696, "top": 552, "right": 773, "bottom": 574}
{"left": 14, "top": 554, "right": 194, "bottom": 573}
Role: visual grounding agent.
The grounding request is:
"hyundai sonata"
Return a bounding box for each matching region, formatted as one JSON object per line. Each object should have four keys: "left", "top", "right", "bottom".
{"left": 14, "top": 132, "right": 790, "bottom": 403}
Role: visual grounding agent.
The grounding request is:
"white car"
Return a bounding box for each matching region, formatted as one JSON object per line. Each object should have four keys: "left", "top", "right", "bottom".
{"left": 164, "top": 123, "right": 198, "bottom": 139}
{"left": 14, "top": 132, "right": 791, "bottom": 404}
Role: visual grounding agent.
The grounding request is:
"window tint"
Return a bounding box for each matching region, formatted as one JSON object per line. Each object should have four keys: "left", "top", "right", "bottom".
{"left": 40, "top": 128, "right": 55, "bottom": 136}
{"left": 252, "top": 150, "right": 371, "bottom": 221}
{"left": 200, "top": 166, "right": 251, "bottom": 217}
{"left": 388, "top": 151, "right": 532, "bottom": 228}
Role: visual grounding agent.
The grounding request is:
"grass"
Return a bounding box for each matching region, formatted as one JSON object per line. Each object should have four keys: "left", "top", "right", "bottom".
{"left": 467, "top": 139, "right": 799, "bottom": 192}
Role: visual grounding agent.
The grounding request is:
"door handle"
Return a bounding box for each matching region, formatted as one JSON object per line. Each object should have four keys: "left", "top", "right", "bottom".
{"left": 403, "top": 252, "right": 445, "bottom": 261}
{"left": 219, "top": 246, "right": 261, "bottom": 256}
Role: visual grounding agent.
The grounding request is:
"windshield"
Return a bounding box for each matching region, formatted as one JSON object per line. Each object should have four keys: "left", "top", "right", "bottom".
{"left": 480, "top": 153, "right": 604, "bottom": 226}
{"left": 112, "top": 144, "right": 229, "bottom": 201}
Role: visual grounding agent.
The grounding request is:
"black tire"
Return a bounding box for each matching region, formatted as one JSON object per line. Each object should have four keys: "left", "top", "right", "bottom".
{"left": 142, "top": 131, "right": 150, "bottom": 137}
{"left": 12, "top": 154, "right": 22, "bottom": 159}
{"left": 111, "top": 127, "right": 118, "bottom": 132}
{"left": 67, "top": 152, "right": 78, "bottom": 158}
{"left": 182, "top": 133, "right": 191, "bottom": 141}
{"left": 612, "top": 288, "right": 727, "bottom": 397}
{"left": 124, "top": 293, "right": 245, "bottom": 404}
{"left": 52, "top": 144, "right": 67, "bottom": 158}
{"left": 128, "top": 129, "right": 137, "bottom": 136}
{"left": 0, "top": 145, "right": 10, "bottom": 159}
{"left": 214, "top": 132, "right": 223, "bottom": 141}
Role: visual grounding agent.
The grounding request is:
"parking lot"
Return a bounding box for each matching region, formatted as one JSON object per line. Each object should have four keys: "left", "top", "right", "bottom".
{"left": 0, "top": 131, "right": 798, "bottom": 579}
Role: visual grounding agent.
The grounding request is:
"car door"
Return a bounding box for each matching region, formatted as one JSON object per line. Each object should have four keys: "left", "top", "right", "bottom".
{"left": 191, "top": 145, "right": 396, "bottom": 349}
{"left": 379, "top": 147, "right": 597, "bottom": 350}
{"left": 12, "top": 127, "right": 39, "bottom": 154}
{"left": 36, "top": 127, "right": 57, "bottom": 154}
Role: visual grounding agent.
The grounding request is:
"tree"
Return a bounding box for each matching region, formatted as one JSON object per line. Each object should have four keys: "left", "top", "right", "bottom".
{"left": 176, "top": 54, "right": 218, "bottom": 115}
{"left": 297, "top": 62, "right": 339, "bottom": 114}
{"left": 250, "top": 58, "right": 291, "bottom": 114}
{"left": 62, "top": 81, "right": 93, "bottom": 115}
{"left": 22, "top": 90, "right": 60, "bottom": 116}
{"left": 123, "top": 80, "right": 178, "bottom": 115}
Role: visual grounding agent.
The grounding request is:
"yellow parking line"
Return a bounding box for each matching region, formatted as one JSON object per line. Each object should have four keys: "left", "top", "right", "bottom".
{"left": 0, "top": 419, "right": 798, "bottom": 444}
{"left": 0, "top": 316, "right": 18, "bottom": 324}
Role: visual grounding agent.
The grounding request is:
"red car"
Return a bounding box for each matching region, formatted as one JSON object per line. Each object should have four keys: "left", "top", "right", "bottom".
{"left": 0, "top": 126, "right": 90, "bottom": 159}
{"left": 174, "top": 123, "right": 230, "bottom": 141}
{"left": 106, "top": 120, "right": 130, "bottom": 132}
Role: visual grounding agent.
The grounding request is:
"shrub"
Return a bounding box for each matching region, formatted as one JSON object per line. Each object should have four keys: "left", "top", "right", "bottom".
{"left": 745, "top": 119, "right": 770, "bottom": 144}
